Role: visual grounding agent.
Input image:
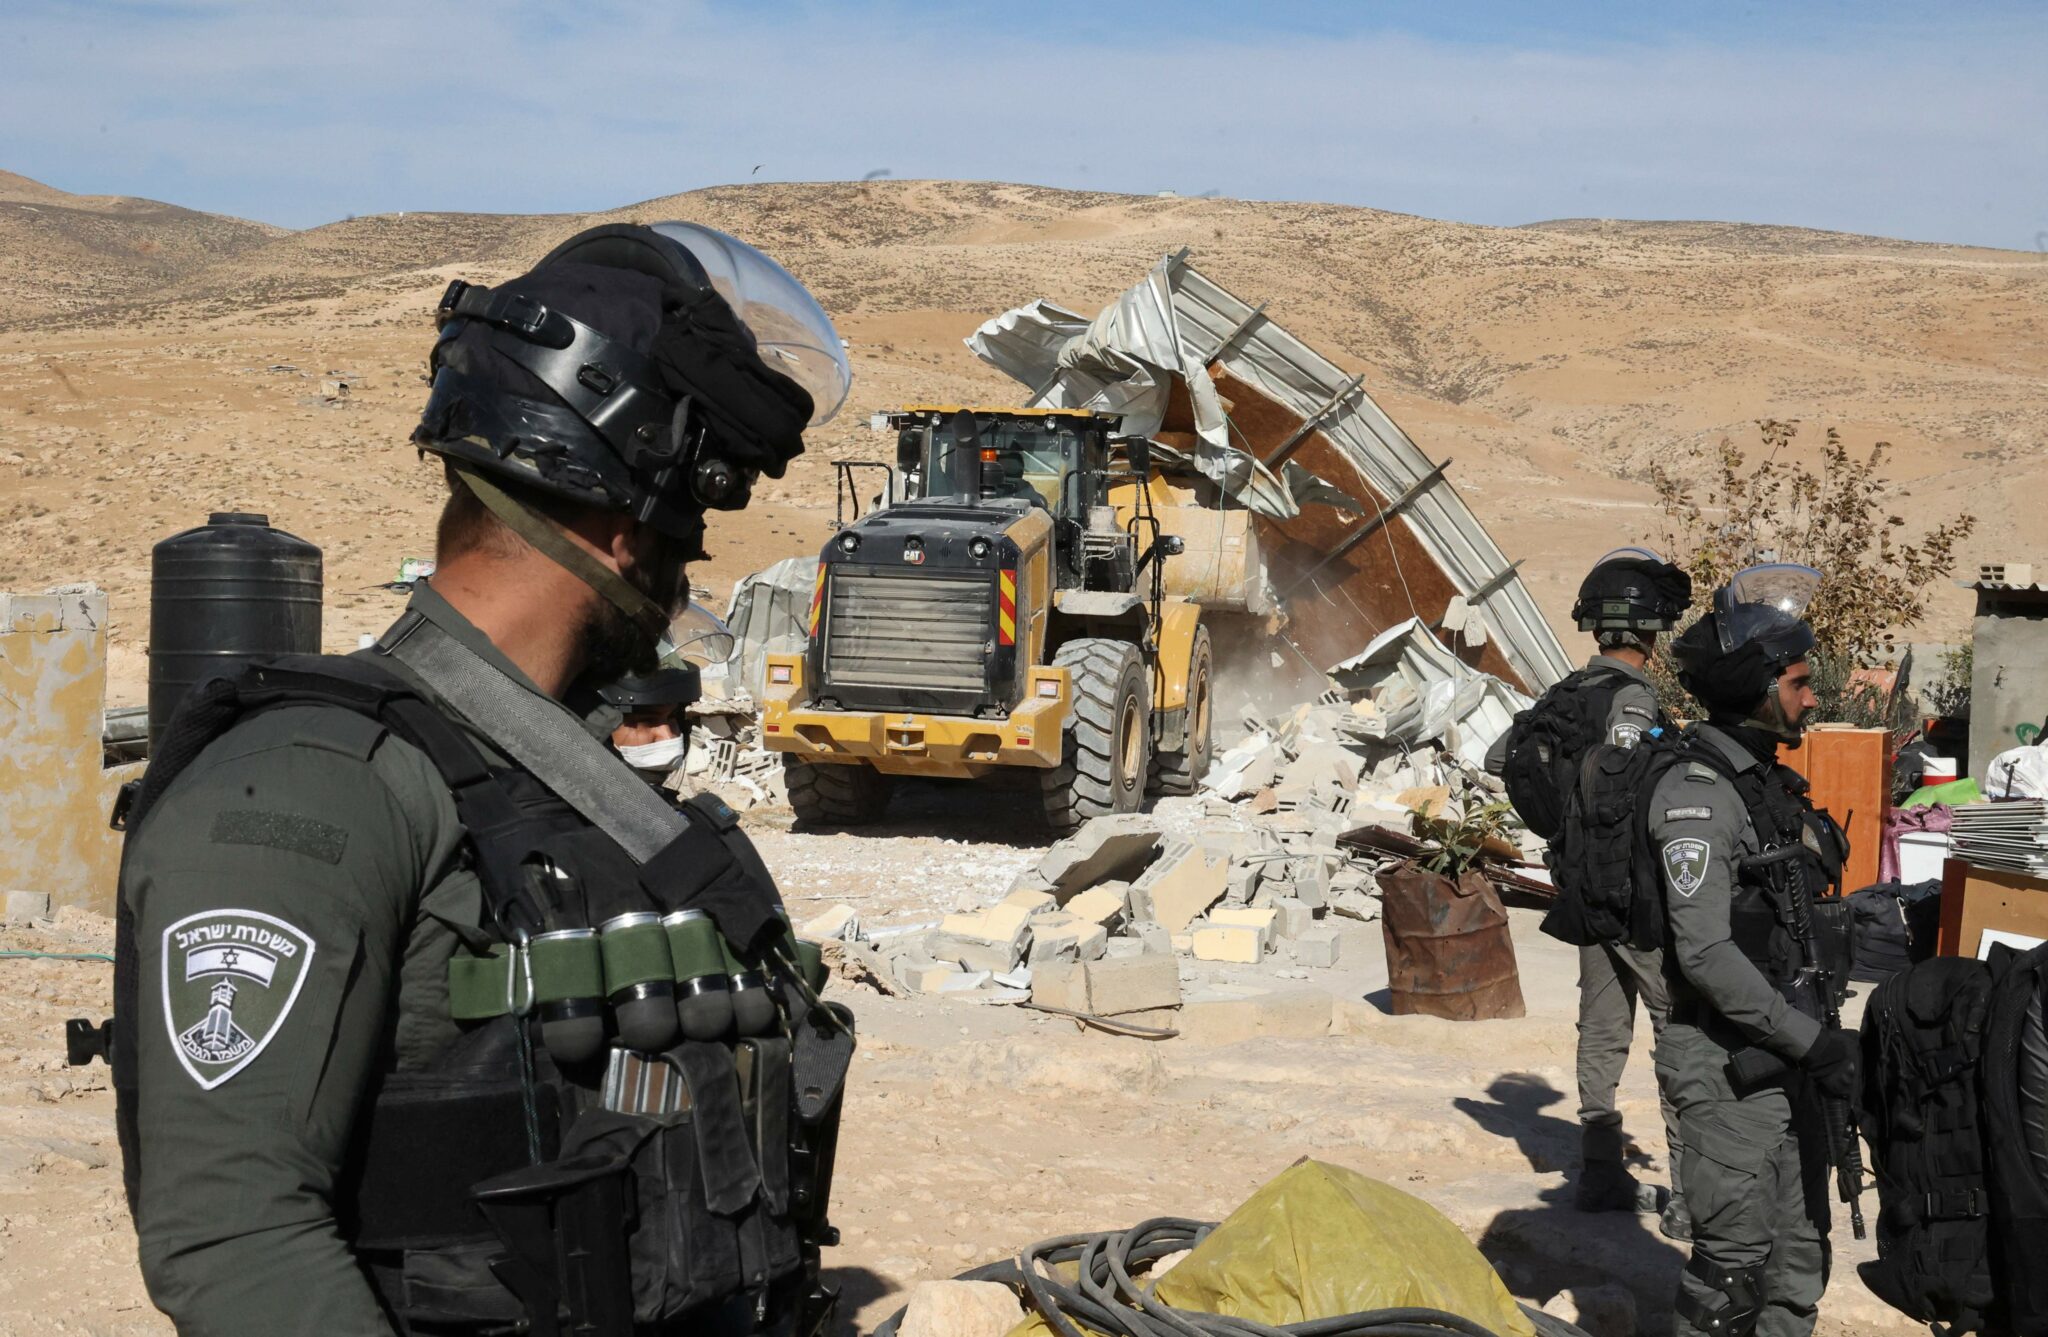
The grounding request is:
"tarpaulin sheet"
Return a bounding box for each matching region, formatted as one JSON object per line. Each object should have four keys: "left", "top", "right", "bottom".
{"left": 1007, "top": 1159, "right": 1533, "bottom": 1337}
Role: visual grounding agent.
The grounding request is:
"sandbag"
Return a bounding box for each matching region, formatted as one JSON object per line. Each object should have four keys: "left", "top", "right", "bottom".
{"left": 1378, "top": 864, "right": 1526, "bottom": 1021}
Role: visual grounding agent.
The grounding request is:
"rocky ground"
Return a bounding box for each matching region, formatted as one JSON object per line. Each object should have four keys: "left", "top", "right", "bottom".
{"left": 0, "top": 789, "right": 1911, "bottom": 1336}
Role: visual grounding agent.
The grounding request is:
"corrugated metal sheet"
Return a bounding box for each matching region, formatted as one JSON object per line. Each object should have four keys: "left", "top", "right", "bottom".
{"left": 968, "top": 254, "right": 1572, "bottom": 692}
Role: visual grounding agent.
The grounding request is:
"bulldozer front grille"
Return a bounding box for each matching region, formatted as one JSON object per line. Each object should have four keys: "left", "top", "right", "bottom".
{"left": 821, "top": 569, "right": 993, "bottom": 695}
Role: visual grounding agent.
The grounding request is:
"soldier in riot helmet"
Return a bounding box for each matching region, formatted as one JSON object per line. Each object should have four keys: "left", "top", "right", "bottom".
{"left": 1550, "top": 548, "right": 1695, "bottom": 1233}
{"left": 110, "top": 223, "right": 855, "bottom": 1334}
{"left": 1653, "top": 564, "right": 1855, "bottom": 1337}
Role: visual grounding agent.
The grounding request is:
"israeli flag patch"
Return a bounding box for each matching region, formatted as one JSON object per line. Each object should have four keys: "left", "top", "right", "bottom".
{"left": 1662, "top": 838, "right": 1711, "bottom": 898}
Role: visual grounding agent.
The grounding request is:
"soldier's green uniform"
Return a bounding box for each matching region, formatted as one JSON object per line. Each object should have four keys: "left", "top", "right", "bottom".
{"left": 1651, "top": 723, "right": 1830, "bottom": 1337}
{"left": 1574, "top": 656, "right": 1681, "bottom": 1192}
{"left": 127, "top": 584, "right": 614, "bottom": 1334}
{"left": 115, "top": 221, "right": 858, "bottom": 1336}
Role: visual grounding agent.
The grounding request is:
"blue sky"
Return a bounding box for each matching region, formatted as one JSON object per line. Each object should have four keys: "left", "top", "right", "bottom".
{"left": 3, "top": 1, "right": 2045, "bottom": 247}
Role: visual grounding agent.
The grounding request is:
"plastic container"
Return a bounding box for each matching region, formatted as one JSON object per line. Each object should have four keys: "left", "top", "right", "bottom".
{"left": 149, "top": 512, "right": 321, "bottom": 750}
{"left": 1897, "top": 831, "right": 1953, "bottom": 885}
{"left": 1922, "top": 756, "right": 1959, "bottom": 785}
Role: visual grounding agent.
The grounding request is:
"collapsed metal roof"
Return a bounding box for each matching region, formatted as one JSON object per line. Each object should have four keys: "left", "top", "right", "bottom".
{"left": 967, "top": 252, "right": 1572, "bottom": 694}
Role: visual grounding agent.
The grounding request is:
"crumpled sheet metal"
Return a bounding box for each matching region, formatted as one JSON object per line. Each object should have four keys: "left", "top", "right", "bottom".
{"left": 968, "top": 255, "right": 1573, "bottom": 692}
{"left": 1330, "top": 617, "right": 1532, "bottom": 770}
{"left": 967, "top": 266, "right": 1303, "bottom": 521}
{"left": 721, "top": 554, "right": 817, "bottom": 699}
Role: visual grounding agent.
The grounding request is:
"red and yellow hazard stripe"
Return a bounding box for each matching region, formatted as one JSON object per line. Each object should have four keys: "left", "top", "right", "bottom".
{"left": 997, "top": 569, "right": 1017, "bottom": 646}
{"left": 807, "top": 563, "right": 827, "bottom": 636}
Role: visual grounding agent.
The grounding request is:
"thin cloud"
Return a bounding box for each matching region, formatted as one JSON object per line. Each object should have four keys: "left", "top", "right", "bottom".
{"left": 1, "top": 0, "right": 2043, "bottom": 247}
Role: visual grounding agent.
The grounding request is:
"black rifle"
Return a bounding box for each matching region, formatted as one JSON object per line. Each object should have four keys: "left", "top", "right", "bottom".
{"left": 1726, "top": 842, "right": 1868, "bottom": 1239}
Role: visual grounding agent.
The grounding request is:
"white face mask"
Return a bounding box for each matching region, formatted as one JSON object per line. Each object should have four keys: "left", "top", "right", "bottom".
{"left": 617, "top": 735, "right": 687, "bottom": 771}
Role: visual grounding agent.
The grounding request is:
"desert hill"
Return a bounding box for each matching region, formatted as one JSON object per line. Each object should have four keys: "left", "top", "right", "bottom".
{"left": 1, "top": 172, "right": 2040, "bottom": 703}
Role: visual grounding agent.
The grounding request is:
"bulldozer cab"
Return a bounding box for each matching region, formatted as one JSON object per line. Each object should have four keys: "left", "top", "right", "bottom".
{"left": 889, "top": 407, "right": 1115, "bottom": 522}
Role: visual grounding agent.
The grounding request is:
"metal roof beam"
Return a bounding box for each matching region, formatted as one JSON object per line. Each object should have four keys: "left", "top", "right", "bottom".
{"left": 1279, "top": 459, "right": 1451, "bottom": 599}
{"left": 1260, "top": 374, "right": 1367, "bottom": 468}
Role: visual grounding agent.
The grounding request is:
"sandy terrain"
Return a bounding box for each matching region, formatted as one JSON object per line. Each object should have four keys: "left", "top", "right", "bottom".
{"left": 4, "top": 173, "right": 2043, "bottom": 704}
{"left": 0, "top": 170, "right": 2033, "bottom": 1334}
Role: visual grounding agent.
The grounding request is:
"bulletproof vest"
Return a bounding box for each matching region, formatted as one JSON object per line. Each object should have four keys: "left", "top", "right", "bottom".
{"left": 107, "top": 656, "right": 852, "bottom": 1334}
{"left": 1721, "top": 749, "right": 1843, "bottom": 996}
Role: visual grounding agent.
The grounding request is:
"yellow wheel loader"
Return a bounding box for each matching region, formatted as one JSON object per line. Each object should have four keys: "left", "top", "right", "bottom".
{"left": 760, "top": 407, "right": 1213, "bottom": 833}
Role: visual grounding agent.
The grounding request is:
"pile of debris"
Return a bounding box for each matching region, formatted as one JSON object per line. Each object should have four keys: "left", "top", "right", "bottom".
{"left": 802, "top": 619, "right": 1548, "bottom": 1021}
{"left": 668, "top": 701, "right": 788, "bottom": 809}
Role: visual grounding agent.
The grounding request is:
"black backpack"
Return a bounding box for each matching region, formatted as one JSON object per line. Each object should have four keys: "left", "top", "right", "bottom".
{"left": 1857, "top": 957, "right": 1999, "bottom": 1332}
{"left": 1499, "top": 667, "right": 1631, "bottom": 840}
{"left": 1983, "top": 942, "right": 2048, "bottom": 1336}
{"left": 1847, "top": 880, "right": 1943, "bottom": 984}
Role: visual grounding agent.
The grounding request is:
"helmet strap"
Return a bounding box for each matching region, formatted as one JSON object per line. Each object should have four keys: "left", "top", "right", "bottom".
{"left": 1745, "top": 670, "right": 1805, "bottom": 742}
{"left": 453, "top": 466, "right": 672, "bottom": 643}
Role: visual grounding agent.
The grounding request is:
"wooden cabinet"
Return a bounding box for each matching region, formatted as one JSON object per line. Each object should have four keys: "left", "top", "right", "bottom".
{"left": 1802, "top": 726, "right": 1887, "bottom": 893}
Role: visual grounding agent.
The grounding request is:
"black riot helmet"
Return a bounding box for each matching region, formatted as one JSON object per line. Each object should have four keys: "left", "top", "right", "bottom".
{"left": 1671, "top": 563, "right": 1821, "bottom": 732}
{"left": 1572, "top": 546, "right": 1692, "bottom": 634}
{"left": 412, "top": 222, "right": 849, "bottom": 634}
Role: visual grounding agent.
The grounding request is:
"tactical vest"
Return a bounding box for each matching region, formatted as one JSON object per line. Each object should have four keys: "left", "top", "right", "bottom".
{"left": 104, "top": 655, "right": 852, "bottom": 1335}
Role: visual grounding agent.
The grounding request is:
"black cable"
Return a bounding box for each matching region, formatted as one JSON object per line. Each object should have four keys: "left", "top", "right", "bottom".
{"left": 873, "top": 1219, "right": 1520, "bottom": 1337}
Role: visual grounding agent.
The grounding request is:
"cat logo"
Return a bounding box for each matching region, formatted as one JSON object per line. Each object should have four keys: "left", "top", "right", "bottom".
{"left": 161, "top": 909, "right": 315, "bottom": 1090}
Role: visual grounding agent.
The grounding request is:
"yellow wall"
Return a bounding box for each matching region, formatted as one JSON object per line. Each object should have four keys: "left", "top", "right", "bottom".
{"left": 0, "top": 587, "right": 142, "bottom": 916}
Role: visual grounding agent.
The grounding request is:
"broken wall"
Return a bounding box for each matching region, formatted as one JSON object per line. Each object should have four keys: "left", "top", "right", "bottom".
{"left": 0, "top": 587, "right": 142, "bottom": 915}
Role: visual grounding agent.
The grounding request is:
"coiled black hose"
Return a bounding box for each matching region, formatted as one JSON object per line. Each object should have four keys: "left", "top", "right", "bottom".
{"left": 872, "top": 1217, "right": 1583, "bottom": 1337}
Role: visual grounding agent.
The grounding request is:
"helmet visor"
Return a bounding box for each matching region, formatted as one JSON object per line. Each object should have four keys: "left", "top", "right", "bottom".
{"left": 1592, "top": 545, "right": 1667, "bottom": 567}
{"left": 665, "top": 601, "right": 738, "bottom": 666}
{"left": 650, "top": 222, "right": 850, "bottom": 426}
{"left": 1726, "top": 563, "right": 1822, "bottom": 619}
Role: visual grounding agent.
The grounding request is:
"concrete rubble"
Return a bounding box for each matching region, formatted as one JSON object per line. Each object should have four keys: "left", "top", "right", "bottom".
{"left": 666, "top": 700, "right": 789, "bottom": 811}
{"left": 801, "top": 643, "right": 1549, "bottom": 1022}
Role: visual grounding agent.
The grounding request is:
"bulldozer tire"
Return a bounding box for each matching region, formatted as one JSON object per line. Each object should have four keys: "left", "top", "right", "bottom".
{"left": 1041, "top": 638, "right": 1150, "bottom": 834}
{"left": 784, "top": 757, "right": 893, "bottom": 828}
{"left": 1151, "top": 626, "right": 1213, "bottom": 796}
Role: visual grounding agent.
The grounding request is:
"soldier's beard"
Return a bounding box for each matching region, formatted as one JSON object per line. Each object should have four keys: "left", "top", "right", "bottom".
{"left": 577, "top": 598, "right": 658, "bottom": 685}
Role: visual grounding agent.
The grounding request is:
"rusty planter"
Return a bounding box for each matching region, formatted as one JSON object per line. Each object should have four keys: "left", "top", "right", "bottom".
{"left": 1377, "top": 862, "right": 1526, "bottom": 1021}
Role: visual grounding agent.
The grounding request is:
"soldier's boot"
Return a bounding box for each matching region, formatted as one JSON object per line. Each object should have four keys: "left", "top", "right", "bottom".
{"left": 1576, "top": 1122, "right": 1660, "bottom": 1213}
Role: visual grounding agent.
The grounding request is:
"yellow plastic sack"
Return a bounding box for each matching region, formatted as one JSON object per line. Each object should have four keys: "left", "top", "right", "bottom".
{"left": 1007, "top": 1159, "right": 1532, "bottom": 1337}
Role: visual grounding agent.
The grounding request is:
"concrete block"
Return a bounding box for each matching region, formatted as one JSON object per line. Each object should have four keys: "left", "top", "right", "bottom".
{"left": 1126, "top": 920, "right": 1171, "bottom": 955}
{"left": 928, "top": 932, "right": 1023, "bottom": 974}
{"left": 1025, "top": 912, "right": 1085, "bottom": 964}
{"left": 1001, "top": 889, "right": 1058, "bottom": 918}
{"left": 1064, "top": 884, "right": 1127, "bottom": 930}
{"left": 1223, "top": 859, "right": 1262, "bottom": 906}
{"left": 1085, "top": 953, "right": 1182, "bottom": 1015}
{"left": 1006, "top": 867, "right": 1059, "bottom": 898}
{"left": 5, "top": 890, "right": 52, "bottom": 923}
{"left": 980, "top": 900, "right": 1037, "bottom": 945}
{"left": 1128, "top": 839, "right": 1231, "bottom": 934}
{"left": 1036, "top": 814, "right": 1162, "bottom": 898}
{"left": 1204, "top": 732, "right": 1280, "bottom": 800}
{"left": 1270, "top": 896, "right": 1312, "bottom": 941}
{"left": 1293, "top": 924, "right": 1341, "bottom": 968}
{"left": 900, "top": 956, "right": 963, "bottom": 994}
{"left": 1209, "top": 905, "right": 1276, "bottom": 933}
{"left": 1290, "top": 854, "right": 1335, "bottom": 909}
{"left": 940, "top": 911, "right": 990, "bottom": 938}
{"left": 1030, "top": 960, "right": 1088, "bottom": 1012}
{"left": 1103, "top": 937, "right": 1147, "bottom": 960}
{"left": 899, "top": 1280, "right": 1025, "bottom": 1337}
{"left": 1191, "top": 922, "right": 1264, "bottom": 963}
{"left": 798, "top": 903, "right": 858, "bottom": 941}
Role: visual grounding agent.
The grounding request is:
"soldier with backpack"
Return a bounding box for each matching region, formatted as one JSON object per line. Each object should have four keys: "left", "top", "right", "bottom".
{"left": 1495, "top": 548, "right": 1693, "bottom": 1233}
{"left": 1654, "top": 564, "right": 1857, "bottom": 1337}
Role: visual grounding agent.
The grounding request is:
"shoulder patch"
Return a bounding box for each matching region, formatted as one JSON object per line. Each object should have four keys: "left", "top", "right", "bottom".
{"left": 162, "top": 909, "right": 316, "bottom": 1089}
{"left": 1663, "top": 805, "right": 1714, "bottom": 823}
{"left": 211, "top": 810, "right": 348, "bottom": 864}
{"left": 1610, "top": 723, "right": 1644, "bottom": 747}
{"left": 1662, "top": 837, "right": 1711, "bottom": 897}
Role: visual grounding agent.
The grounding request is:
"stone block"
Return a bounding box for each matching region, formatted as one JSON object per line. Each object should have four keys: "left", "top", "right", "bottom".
{"left": 1064, "top": 884, "right": 1127, "bottom": 930}
{"left": 899, "top": 1280, "right": 1026, "bottom": 1337}
{"left": 1191, "top": 922, "right": 1263, "bottom": 963}
{"left": 980, "top": 900, "right": 1037, "bottom": 945}
{"left": 1103, "top": 937, "right": 1147, "bottom": 960}
{"left": 1270, "top": 896, "right": 1312, "bottom": 941}
{"left": 1026, "top": 912, "right": 1085, "bottom": 964}
{"left": 1127, "top": 839, "right": 1231, "bottom": 934}
{"left": 1006, "top": 867, "right": 1059, "bottom": 898}
{"left": 940, "top": 911, "right": 990, "bottom": 938}
{"left": 1290, "top": 854, "right": 1336, "bottom": 909}
{"left": 1293, "top": 924, "right": 1341, "bottom": 968}
{"left": 1209, "top": 905, "right": 1276, "bottom": 932}
{"left": 1223, "top": 859, "right": 1262, "bottom": 906}
{"left": 899, "top": 956, "right": 963, "bottom": 994}
{"left": 1085, "top": 953, "right": 1181, "bottom": 1015}
{"left": 798, "top": 903, "right": 858, "bottom": 941}
{"left": 1075, "top": 924, "right": 1108, "bottom": 962}
{"left": 1036, "top": 814, "right": 1163, "bottom": 898}
{"left": 5, "top": 890, "right": 52, "bottom": 923}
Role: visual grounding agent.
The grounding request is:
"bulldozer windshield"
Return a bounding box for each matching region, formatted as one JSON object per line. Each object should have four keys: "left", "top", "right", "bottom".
{"left": 924, "top": 415, "right": 1094, "bottom": 516}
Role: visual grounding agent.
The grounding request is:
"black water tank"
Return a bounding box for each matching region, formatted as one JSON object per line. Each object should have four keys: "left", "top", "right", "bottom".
{"left": 148, "top": 512, "right": 322, "bottom": 750}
